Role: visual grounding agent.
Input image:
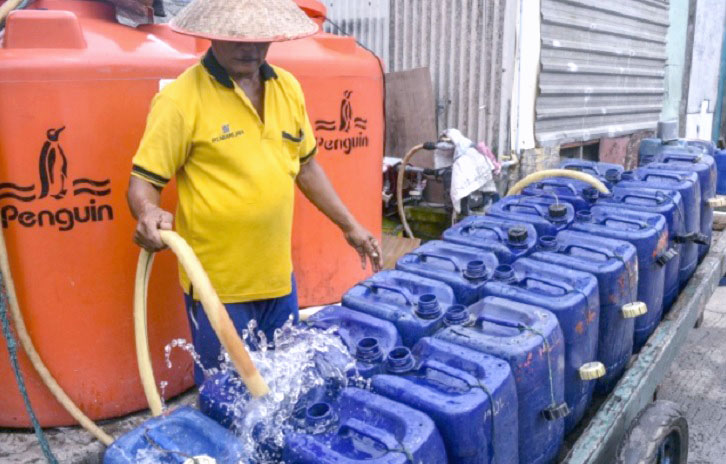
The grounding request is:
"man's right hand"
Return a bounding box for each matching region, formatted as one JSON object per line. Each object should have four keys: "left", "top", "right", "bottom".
{"left": 134, "top": 206, "right": 174, "bottom": 252}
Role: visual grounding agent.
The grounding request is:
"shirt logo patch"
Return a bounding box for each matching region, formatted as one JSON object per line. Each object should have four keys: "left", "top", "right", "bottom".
{"left": 212, "top": 124, "right": 244, "bottom": 143}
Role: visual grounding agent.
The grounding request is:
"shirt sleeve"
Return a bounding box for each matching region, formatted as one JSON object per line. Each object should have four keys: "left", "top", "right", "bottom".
{"left": 298, "top": 90, "right": 317, "bottom": 165}
{"left": 131, "top": 93, "right": 190, "bottom": 188}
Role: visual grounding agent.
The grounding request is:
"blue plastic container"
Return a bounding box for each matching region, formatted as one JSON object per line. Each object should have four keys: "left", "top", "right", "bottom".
{"left": 521, "top": 177, "right": 598, "bottom": 211}
{"left": 371, "top": 337, "right": 518, "bottom": 464}
{"left": 104, "top": 407, "right": 248, "bottom": 464}
{"left": 435, "top": 297, "right": 566, "bottom": 464}
{"left": 442, "top": 216, "right": 538, "bottom": 264}
{"left": 570, "top": 206, "right": 671, "bottom": 351}
{"left": 646, "top": 155, "right": 715, "bottom": 260}
{"left": 595, "top": 186, "right": 687, "bottom": 310}
{"left": 487, "top": 195, "right": 575, "bottom": 237}
{"left": 530, "top": 231, "right": 638, "bottom": 394}
{"left": 306, "top": 305, "right": 402, "bottom": 378}
{"left": 560, "top": 159, "right": 625, "bottom": 186}
{"left": 717, "top": 149, "right": 726, "bottom": 195}
{"left": 342, "top": 270, "right": 454, "bottom": 347}
{"left": 625, "top": 167, "right": 703, "bottom": 284}
{"left": 282, "top": 387, "right": 448, "bottom": 463}
{"left": 396, "top": 240, "right": 498, "bottom": 305}
{"left": 682, "top": 139, "right": 716, "bottom": 157}
{"left": 481, "top": 258, "right": 599, "bottom": 433}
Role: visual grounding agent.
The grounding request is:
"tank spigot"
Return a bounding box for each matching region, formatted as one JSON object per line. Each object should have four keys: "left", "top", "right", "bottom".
{"left": 507, "top": 226, "right": 529, "bottom": 246}
{"left": 464, "top": 260, "right": 488, "bottom": 281}
{"left": 575, "top": 210, "right": 593, "bottom": 222}
{"left": 548, "top": 204, "right": 568, "bottom": 221}
{"left": 538, "top": 236, "right": 558, "bottom": 251}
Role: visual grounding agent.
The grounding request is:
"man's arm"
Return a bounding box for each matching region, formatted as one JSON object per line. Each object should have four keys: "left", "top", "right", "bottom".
{"left": 296, "top": 158, "right": 382, "bottom": 272}
{"left": 127, "top": 176, "right": 174, "bottom": 252}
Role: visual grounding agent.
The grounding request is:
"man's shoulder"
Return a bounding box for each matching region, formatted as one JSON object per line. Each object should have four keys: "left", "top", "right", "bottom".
{"left": 156, "top": 63, "right": 206, "bottom": 105}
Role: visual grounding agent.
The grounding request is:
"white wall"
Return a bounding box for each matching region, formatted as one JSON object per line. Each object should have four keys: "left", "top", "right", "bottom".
{"left": 685, "top": 0, "right": 726, "bottom": 139}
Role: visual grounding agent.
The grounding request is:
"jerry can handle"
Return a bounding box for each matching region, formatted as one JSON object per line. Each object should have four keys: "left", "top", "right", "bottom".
{"left": 655, "top": 248, "right": 678, "bottom": 266}
{"left": 674, "top": 232, "right": 708, "bottom": 245}
{"left": 466, "top": 223, "right": 507, "bottom": 241}
{"left": 339, "top": 418, "right": 400, "bottom": 451}
{"left": 602, "top": 216, "right": 649, "bottom": 229}
{"left": 504, "top": 201, "right": 545, "bottom": 215}
{"left": 522, "top": 276, "right": 572, "bottom": 294}
{"left": 619, "top": 192, "right": 667, "bottom": 205}
{"left": 420, "top": 359, "right": 478, "bottom": 387}
{"left": 532, "top": 179, "right": 579, "bottom": 196}
{"left": 561, "top": 243, "right": 614, "bottom": 260}
{"left": 359, "top": 282, "right": 414, "bottom": 306}
{"left": 411, "top": 252, "right": 461, "bottom": 272}
{"left": 476, "top": 313, "right": 526, "bottom": 330}
{"left": 663, "top": 153, "right": 701, "bottom": 163}
{"left": 564, "top": 164, "right": 602, "bottom": 176}
{"left": 641, "top": 171, "right": 684, "bottom": 182}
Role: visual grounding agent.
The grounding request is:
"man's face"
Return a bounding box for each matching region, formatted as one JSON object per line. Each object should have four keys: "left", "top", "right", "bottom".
{"left": 211, "top": 40, "right": 271, "bottom": 78}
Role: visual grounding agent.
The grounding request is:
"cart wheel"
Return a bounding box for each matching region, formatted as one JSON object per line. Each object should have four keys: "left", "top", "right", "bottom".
{"left": 616, "top": 400, "right": 688, "bottom": 464}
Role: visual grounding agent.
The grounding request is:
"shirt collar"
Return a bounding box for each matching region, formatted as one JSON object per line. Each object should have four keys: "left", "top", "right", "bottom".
{"left": 202, "top": 48, "right": 278, "bottom": 89}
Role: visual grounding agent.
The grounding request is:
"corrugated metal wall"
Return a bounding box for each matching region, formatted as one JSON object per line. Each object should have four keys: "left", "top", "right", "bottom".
{"left": 323, "top": 0, "right": 511, "bottom": 155}
{"left": 321, "top": 0, "right": 391, "bottom": 66}
{"left": 536, "top": 0, "right": 670, "bottom": 146}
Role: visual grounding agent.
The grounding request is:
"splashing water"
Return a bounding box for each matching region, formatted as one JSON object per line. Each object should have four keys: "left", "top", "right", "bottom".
{"left": 166, "top": 317, "right": 364, "bottom": 464}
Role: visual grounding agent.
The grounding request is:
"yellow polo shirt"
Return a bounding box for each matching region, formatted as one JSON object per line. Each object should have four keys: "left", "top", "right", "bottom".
{"left": 131, "top": 50, "right": 317, "bottom": 303}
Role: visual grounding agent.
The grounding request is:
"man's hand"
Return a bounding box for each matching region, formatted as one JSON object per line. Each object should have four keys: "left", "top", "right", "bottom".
{"left": 134, "top": 205, "right": 174, "bottom": 252}
{"left": 344, "top": 222, "right": 383, "bottom": 272}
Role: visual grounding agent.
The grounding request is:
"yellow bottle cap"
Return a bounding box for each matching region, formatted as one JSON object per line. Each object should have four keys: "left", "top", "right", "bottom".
{"left": 579, "top": 362, "right": 606, "bottom": 380}
{"left": 622, "top": 302, "right": 648, "bottom": 318}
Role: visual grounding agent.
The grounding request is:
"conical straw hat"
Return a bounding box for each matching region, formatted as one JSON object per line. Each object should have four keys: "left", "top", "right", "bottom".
{"left": 170, "top": 0, "right": 319, "bottom": 42}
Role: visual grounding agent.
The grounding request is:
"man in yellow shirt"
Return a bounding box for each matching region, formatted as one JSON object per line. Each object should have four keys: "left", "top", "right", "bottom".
{"left": 127, "top": 0, "right": 381, "bottom": 384}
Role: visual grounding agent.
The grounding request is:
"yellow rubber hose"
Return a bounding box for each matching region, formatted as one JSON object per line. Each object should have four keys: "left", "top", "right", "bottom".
{"left": 506, "top": 169, "right": 610, "bottom": 197}
{"left": 0, "top": 0, "right": 24, "bottom": 25}
{"left": 0, "top": 223, "right": 114, "bottom": 445}
{"left": 135, "top": 230, "right": 269, "bottom": 417}
{"left": 397, "top": 144, "right": 426, "bottom": 238}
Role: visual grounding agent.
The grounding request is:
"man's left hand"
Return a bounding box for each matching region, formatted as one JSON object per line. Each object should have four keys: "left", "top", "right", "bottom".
{"left": 344, "top": 223, "right": 383, "bottom": 273}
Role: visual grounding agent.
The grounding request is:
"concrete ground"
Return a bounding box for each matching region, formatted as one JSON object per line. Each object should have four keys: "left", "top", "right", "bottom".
{"left": 658, "top": 286, "right": 726, "bottom": 464}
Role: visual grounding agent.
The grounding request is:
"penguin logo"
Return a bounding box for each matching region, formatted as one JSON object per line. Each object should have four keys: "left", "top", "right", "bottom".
{"left": 314, "top": 90, "right": 368, "bottom": 133}
{"left": 339, "top": 90, "right": 353, "bottom": 132}
{"left": 38, "top": 127, "right": 68, "bottom": 200}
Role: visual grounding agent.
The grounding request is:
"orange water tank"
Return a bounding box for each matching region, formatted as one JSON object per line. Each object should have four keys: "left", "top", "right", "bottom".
{"left": 0, "top": 0, "right": 382, "bottom": 427}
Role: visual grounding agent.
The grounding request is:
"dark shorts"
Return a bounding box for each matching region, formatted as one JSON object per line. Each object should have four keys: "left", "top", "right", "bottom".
{"left": 183, "top": 275, "right": 299, "bottom": 385}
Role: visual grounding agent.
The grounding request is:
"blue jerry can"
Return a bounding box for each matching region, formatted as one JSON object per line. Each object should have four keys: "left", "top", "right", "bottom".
{"left": 305, "top": 305, "right": 402, "bottom": 378}
{"left": 646, "top": 156, "right": 715, "bottom": 260}
{"left": 435, "top": 297, "right": 566, "bottom": 464}
{"left": 342, "top": 270, "right": 454, "bottom": 347}
{"left": 622, "top": 167, "right": 703, "bottom": 285}
{"left": 521, "top": 177, "right": 598, "bottom": 212}
{"left": 559, "top": 159, "right": 625, "bottom": 187}
{"left": 480, "top": 258, "right": 600, "bottom": 433}
{"left": 396, "top": 240, "right": 498, "bottom": 305}
{"left": 282, "top": 387, "right": 448, "bottom": 463}
{"left": 717, "top": 149, "right": 726, "bottom": 195}
{"left": 595, "top": 186, "right": 687, "bottom": 311}
{"left": 486, "top": 196, "right": 575, "bottom": 238}
{"left": 442, "top": 216, "right": 538, "bottom": 264}
{"left": 530, "top": 231, "right": 639, "bottom": 394}
{"left": 570, "top": 206, "right": 672, "bottom": 352}
{"left": 370, "top": 338, "right": 518, "bottom": 464}
{"left": 103, "top": 407, "right": 248, "bottom": 464}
